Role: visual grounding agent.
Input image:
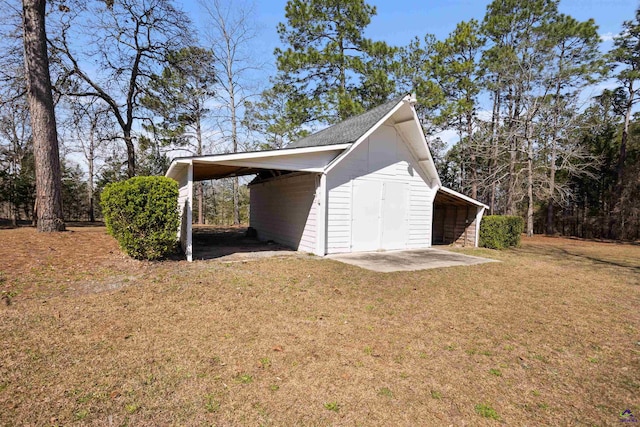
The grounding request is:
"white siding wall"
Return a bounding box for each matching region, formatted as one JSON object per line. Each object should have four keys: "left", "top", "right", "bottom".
{"left": 249, "top": 173, "right": 317, "bottom": 253}
{"left": 326, "top": 124, "right": 437, "bottom": 253}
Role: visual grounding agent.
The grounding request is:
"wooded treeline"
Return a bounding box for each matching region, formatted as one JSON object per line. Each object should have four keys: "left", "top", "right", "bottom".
{"left": 1, "top": 0, "right": 638, "bottom": 239}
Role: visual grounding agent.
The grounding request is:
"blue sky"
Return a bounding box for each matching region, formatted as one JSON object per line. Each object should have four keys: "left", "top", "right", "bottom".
{"left": 178, "top": 0, "right": 638, "bottom": 147}
{"left": 183, "top": 0, "right": 639, "bottom": 73}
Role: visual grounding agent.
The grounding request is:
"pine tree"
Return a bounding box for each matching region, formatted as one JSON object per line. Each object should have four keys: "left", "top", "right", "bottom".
{"left": 141, "top": 46, "right": 216, "bottom": 224}
{"left": 22, "top": 0, "right": 65, "bottom": 231}
{"left": 609, "top": 7, "right": 640, "bottom": 238}
{"left": 243, "top": 81, "right": 311, "bottom": 150}
{"left": 539, "top": 14, "right": 603, "bottom": 234}
{"left": 481, "top": 0, "right": 558, "bottom": 231}
{"left": 434, "top": 19, "right": 485, "bottom": 199}
{"left": 275, "top": 0, "right": 395, "bottom": 124}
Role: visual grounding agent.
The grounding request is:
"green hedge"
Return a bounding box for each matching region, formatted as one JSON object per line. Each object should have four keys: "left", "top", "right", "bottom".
{"left": 479, "top": 215, "right": 525, "bottom": 249}
{"left": 101, "top": 176, "right": 179, "bottom": 260}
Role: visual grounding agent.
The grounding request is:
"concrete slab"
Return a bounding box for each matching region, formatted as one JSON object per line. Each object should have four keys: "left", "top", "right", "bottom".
{"left": 326, "top": 248, "right": 497, "bottom": 272}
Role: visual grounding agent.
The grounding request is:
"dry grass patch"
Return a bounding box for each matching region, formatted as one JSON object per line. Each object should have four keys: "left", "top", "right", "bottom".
{"left": 0, "top": 227, "right": 639, "bottom": 425}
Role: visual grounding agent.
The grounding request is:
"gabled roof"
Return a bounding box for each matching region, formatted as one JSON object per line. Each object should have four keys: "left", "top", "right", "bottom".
{"left": 287, "top": 95, "right": 406, "bottom": 149}
{"left": 165, "top": 94, "right": 444, "bottom": 186}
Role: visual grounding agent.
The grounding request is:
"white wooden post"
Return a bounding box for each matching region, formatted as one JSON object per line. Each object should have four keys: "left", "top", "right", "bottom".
{"left": 185, "top": 163, "right": 193, "bottom": 261}
{"left": 475, "top": 206, "right": 485, "bottom": 248}
{"left": 315, "top": 173, "right": 327, "bottom": 256}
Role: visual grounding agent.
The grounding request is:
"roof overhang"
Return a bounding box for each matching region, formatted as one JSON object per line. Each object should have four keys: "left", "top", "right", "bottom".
{"left": 394, "top": 104, "right": 442, "bottom": 187}
{"left": 436, "top": 186, "right": 489, "bottom": 209}
{"left": 166, "top": 144, "right": 351, "bottom": 182}
{"left": 324, "top": 95, "right": 442, "bottom": 187}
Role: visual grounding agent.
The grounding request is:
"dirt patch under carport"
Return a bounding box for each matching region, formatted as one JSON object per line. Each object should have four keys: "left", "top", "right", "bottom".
{"left": 192, "top": 225, "right": 302, "bottom": 261}
{"left": 326, "top": 247, "right": 497, "bottom": 272}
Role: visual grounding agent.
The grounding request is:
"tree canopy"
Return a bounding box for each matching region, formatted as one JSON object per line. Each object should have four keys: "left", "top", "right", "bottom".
{"left": 0, "top": 0, "right": 638, "bottom": 240}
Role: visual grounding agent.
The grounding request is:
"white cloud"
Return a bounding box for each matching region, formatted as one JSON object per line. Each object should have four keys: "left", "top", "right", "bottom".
{"left": 433, "top": 129, "right": 459, "bottom": 149}
{"left": 476, "top": 109, "right": 493, "bottom": 122}
{"left": 600, "top": 32, "right": 617, "bottom": 42}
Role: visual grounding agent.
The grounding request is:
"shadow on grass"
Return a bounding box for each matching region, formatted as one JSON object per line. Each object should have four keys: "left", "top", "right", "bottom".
{"left": 0, "top": 219, "right": 32, "bottom": 229}
{"left": 65, "top": 221, "right": 106, "bottom": 228}
{"left": 0, "top": 220, "right": 106, "bottom": 229}
{"left": 515, "top": 244, "right": 640, "bottom": 275}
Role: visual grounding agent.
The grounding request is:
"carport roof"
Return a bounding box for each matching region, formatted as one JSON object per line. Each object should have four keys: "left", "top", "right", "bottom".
{"left": 165, "top": 143, "right": 351, "bottom": 181}
{"left": 436, "top": 186, "right": 489, "bottom": 209}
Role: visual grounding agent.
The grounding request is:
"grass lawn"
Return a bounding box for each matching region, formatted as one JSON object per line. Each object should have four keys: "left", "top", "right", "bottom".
{"left": 0, "top": 226, "right": 638, "bottom": 425}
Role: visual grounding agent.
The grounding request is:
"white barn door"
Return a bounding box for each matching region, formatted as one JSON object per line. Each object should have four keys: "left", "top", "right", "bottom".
{"left": 381, "top": 181, "right": 408, "bottom": 250}
{"left": 351, "top": 179, "right": 409, "bottom": 252}
{"left": 351, "top": 180, "right": 382, "bottom": 251}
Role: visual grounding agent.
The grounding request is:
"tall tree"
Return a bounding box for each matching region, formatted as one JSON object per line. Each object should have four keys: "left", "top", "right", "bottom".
{"left": 275, "top": 0, "right": 395, "bottom": 124}
{"left": 609, "top": 7, "right": 640, "bottom": 238}
{"left": 0, "top": 89, "right": 32, "bottom": 226}
{"left": 479, "top": 45, "right": 505, "bottom": 214}
{"left": 201, "top": 0, "right": 259, "bottom": 225}
{"left": 51, "top": 0, "right": 191, "bottom": 177}
{"left": 435, "top": 19, "right": 485, "bottom": 199}
{"left": 358, "top": 39, "right": 398, "bottom": 110}
{"left": 141, "top": 46, "right": 217, "bottom": 224}
{"left": 565, "top": 90, "right": 619, "bottom": 238}
{"left": 243, "top": 81, "right": 311, "bottom": 150}
{"left": 68, "top": 99, "right": 114, "bottom": 222}
{"left": 481, "top": 0, "right": 559, "bottom": 219}
{"left": 395, "top": 34, "right": 447, "bottom": 161}
{"left": 22, "top": 0, "right": 65, "bottom": 231}
{"left": 539, "top": 15, "right": 603, "bottom": 234}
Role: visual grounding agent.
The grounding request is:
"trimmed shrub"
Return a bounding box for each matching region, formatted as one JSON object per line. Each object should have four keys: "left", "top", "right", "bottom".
{"left": 101, "top": 176, "right": 179, "bottom": 260}
{"left": 479, "top": 215, "right": 525, "bottom": 249}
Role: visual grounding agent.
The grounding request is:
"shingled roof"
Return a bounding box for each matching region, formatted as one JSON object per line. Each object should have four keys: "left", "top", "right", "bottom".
{"left": 286, "top": 95, "right": 407, "bottom": 149}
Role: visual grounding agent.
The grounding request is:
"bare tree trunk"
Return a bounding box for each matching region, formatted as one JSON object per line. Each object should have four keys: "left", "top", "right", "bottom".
{"left": 506, "top": 148, "right": 517, "bottom": 215}
{"left": 86, "top": 115, "right": 96, "bottom": 222}
{"left": 124, "top": 130, "right": 135, "bottom": 178}
{"left": 338, "top": 34, "right": 347, "bottom": 120}
{"left": 489, "top": 87, "right": 501, "bottom": 215}
{"left": 526, "top": 126, "right": 534, "bottom": 237}
{"left": 11, "top": 176, "right": 18, "bottom": 226}
{"left": 229, "top": 69, "right": 240, "bottom": 225}
{"left": 467, "top": 111, "right": 477, "bottom": 200}
{"left": 203, "top": 0, "right": 256, "bottom": 226}
{"left": 10, "top": 139, "right": 18, "bottom": 226}
{"left": 196, "top": 114, "right": 204, "bottom": 224}
{"left": 546, "top": 143, "right": 557, "bottom": 235}
{"left": 615, "top": 83, "right": 634, "bottom": 240}
{"left": 505, "top": 91, "right": 521, "bottom": 216}
{"left": 88, "top": 149, "right": 95, "bottom": 222}
{"left": 22, "top": 0, "right": 65, "bottom": 232}
{"left": 546, "top": 65, "right": 564, "bottom": 236}
{"left": 617, "top": 84, "right": 634, "bottom": 188}
{"left": 232, "top": 178, "right": 239, "bottom": 224}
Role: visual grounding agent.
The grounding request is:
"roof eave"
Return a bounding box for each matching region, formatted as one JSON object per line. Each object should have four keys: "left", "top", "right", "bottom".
{"left": 165, "top": 159, "right": 192, "bottom": 181}
{"left": 438, "top": 186, "right": 489, "bottom": 209}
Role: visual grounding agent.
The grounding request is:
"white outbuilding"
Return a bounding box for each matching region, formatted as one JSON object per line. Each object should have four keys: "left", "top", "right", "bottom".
{"left": 166, "top": 94, "right": 487, "bottom": 261}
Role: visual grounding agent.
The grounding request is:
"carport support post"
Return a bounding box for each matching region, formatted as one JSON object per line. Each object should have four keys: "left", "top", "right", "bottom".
{"left": 315, "top": 173, "right": 327, "bottom": 256}
{"left": 475, "top": 206, "right": 485, "bottom": 248}
{"left": 186, "top": 163, "right": 193, "bottom": 261}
